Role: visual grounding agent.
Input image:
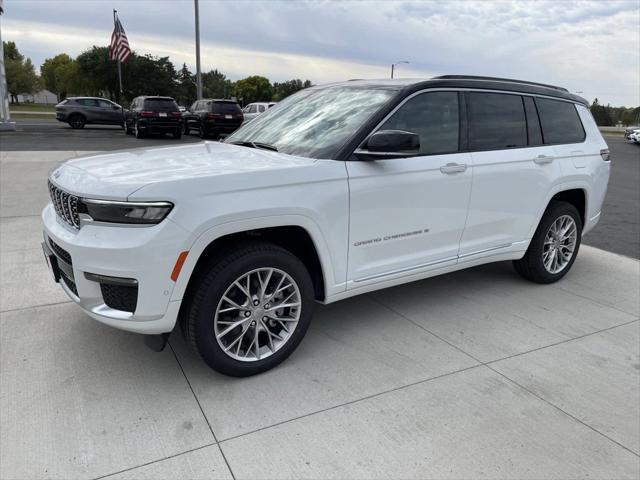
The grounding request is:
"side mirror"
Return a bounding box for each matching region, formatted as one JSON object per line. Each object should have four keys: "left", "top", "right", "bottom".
{"left": 354, "top": 130, "right": 420, "bottom": 160}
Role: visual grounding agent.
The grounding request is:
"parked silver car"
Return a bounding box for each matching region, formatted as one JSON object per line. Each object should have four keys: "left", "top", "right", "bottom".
{"left": 242, "top": 101, "right": 276, "bottom": 123}
{"left": 55, "top": 97, "right": 124, "bottom": 129}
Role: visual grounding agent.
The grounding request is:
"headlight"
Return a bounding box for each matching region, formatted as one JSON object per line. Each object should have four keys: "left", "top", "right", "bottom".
{"left": 80, "top": 199, "right": 173, "bottom": 225}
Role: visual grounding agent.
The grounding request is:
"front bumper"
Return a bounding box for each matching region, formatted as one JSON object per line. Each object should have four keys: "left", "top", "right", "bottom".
{"left": 42, "top": 203, "right": 190, "bottom": 334}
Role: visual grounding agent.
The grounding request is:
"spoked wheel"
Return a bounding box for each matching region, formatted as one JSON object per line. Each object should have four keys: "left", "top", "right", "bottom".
{"left": 513, "top": 201, "right": 582, "bottom": 283}
{"left": 68, "top": 114, "right": 85, "bottom": 129}
{"left": 214, "top": 268, "right": 301, "bottom": 362}
{"left": 542, "top": 215, "right": 578, "bottom": 274}
{"left": 184, "top": 241, "right": 314, "bottom": 376}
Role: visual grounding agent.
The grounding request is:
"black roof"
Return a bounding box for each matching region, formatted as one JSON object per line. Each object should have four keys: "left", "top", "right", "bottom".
{"left": 325, "top": 75, "right": 588, "bottom": 106}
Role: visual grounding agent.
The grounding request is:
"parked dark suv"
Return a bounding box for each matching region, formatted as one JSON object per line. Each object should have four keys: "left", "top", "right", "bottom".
{"left": 182, "top": 99, "right": 243, "bottom": 138}
{"left": 55, "top": 97, "right": 124, "bottom": 129}
{"left": 124, "top": 96, "right": 183, "bottom": 139}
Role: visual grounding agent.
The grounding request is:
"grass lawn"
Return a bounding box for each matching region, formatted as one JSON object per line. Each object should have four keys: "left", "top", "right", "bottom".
{"left": 9, "top": 103, "right": 56, "bottom": 112}
{"left": 10, "top": 113, "right": 58, "bottom": 120}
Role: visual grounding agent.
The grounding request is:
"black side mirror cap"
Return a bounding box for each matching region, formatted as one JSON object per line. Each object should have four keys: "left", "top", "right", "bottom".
{"left": 354, "top": 130, "right": 420, "bottom": 160}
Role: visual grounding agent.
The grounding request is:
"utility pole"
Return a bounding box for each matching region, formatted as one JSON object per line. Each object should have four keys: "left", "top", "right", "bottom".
{"left": 0, "top": 1, "right": 16, "bottom": 131}
{"left": 194, "top": 0, "right": 203, "bottom": 99}
{"left": 391, "top": 60, "right": 409, "bottom": 79}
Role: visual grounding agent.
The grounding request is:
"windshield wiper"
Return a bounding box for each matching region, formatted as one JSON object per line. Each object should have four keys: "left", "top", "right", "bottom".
{"left": 230, "top": 141, "right": 278, "bottom": 152}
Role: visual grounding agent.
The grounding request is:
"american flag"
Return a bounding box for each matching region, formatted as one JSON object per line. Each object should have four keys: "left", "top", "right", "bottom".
{"left": 109, "top": 16, "right": 131, "bottom": 63}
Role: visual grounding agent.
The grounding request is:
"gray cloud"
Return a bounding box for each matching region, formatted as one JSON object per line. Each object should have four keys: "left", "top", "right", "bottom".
{"left": 3, "top": 0, "right": 638, "bottom": 106}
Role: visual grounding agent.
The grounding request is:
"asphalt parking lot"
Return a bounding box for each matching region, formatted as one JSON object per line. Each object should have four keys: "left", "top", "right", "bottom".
{"left": 0, "top": 125, "right": 639, "bottom": 479}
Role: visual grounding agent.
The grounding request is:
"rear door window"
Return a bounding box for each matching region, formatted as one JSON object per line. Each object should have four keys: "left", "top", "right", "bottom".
{"left": 143, "top": 98, "right": 178, "bottom": 111}
{"left": 211, "top": 102, "right": 242, "bottom": 114}
{"left": 77, "top": 98, "right": 99, "bottom": 107}
{"left": 377, "top": 91, "right": 459, "bottom": 155}
{"left": 535, "top": 98, "right": 585, "bottom": 144}
{"left": 468, "top": 92, "right": 527, "bottom": 150}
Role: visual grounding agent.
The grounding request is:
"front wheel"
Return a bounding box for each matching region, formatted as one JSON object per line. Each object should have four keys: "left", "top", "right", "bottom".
{"left": 183, "top": 241, "right": 314, "bottom": 376}
{"left": 173, "top": 129, "right": 182, "bottom": 139}
{"left": 513, "top": 201, "right": 582, "bottom": 283}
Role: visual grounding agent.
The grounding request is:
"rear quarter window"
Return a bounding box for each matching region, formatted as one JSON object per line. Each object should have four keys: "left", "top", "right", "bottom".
{"left": 143, "top": 99, "right": 179, "bottom": 111}
{"left": 535, "top": 98, "right": 585, "bottom": 144}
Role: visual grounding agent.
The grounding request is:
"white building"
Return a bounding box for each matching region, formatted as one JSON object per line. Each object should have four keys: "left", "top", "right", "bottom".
{"left": 16, "top": 89, "right": 58, "bottom": 105}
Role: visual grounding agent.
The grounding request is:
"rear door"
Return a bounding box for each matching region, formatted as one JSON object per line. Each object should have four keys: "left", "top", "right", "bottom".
{"left": 346, "top": 90, "right": 472, "bottom": 285}
{"left": 458, "top": 91, "right": 561, "bottom": 258}
{"left": 96, "top": 99, "right": 122, "bottom": 124}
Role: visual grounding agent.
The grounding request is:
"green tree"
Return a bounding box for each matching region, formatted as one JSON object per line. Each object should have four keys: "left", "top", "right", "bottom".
{"left": 272, "top": 79, "right": 312, "bottom": 101}
{"left": 41, "top": 54, "right": 77, "bottom": 101}
{"left": 590, "top": 98, "right": 613, "bottom": 127}
{"left": 75, "top": 46, "right": 119, "bottom": 99}
{"left": 3, "top": 41, "right": 39, "bottom": 103}
{"left": 175, "top": 63, "right": 196, "bottom": 106}
{"left": 202, "top": 69, "right": 233, "bottom": 99}
{"left": 233, "top": 75, "right": 272, "bottom": 105}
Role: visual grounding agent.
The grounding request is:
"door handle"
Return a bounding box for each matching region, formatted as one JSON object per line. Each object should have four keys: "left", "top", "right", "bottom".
{"left": 440, "top": 163, "right": 467, "bottom": 174}
{"left": 534, "top": 155, "right": 554, "bottom": 164}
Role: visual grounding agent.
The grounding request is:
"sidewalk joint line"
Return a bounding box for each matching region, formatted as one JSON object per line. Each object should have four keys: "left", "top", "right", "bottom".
{"left": 0, "top": 300, "right": 72, "bottom": 314}
{"left": 218, "top": 362, "right": 483, "bottom": 444}
{"left": 487, "top": 365, "right": 640, "bottom": 458}
{"left": 92, "top": 442, "right": 216, "bottom": 480}
{"left": 168, "top": 340, "right": 237, "bottom": 480}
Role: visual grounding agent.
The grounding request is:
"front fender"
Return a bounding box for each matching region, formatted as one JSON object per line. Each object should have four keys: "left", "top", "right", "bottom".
{"left": 170, "top": 214, "right": 345, "bottom": 303}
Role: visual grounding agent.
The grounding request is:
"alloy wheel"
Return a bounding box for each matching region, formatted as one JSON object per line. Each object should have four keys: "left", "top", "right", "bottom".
{"left": 543, "top": 215, "right": 577, "bottom": 274}
{"left": 214, "top": 267, "right": 301, "bottom": 362}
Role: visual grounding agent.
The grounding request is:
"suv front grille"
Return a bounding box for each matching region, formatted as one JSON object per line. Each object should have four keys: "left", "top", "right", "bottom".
{"left": 49, "top": 238, "right": 72, "bottom": 265}
{"left": 48, "top": 180, "right": 80, "bottom": 229}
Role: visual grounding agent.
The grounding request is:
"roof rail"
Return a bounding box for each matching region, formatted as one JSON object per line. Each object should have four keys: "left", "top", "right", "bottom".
{"left": 432, "top": 75, "right": 569, "bottom": 92}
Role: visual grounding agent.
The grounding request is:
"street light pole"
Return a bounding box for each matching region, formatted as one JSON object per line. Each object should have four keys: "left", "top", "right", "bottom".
{"left": 391, "top": 60, "right": 409, "bottom": 79}
{"left": 194, "top": 0, "right": 203, "bottom": 99}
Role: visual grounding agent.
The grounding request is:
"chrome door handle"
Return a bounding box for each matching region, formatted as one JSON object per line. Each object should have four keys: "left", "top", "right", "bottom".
{"left": 534, "top": 155, "right": 554, "bottom": 164}
{"left": 440, "top": 163, "right": 467, "bottom": 174}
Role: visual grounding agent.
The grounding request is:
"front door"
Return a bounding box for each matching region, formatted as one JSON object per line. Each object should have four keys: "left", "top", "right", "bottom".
{"left": 346, "top": 91, "right": 472, "bottom": 286}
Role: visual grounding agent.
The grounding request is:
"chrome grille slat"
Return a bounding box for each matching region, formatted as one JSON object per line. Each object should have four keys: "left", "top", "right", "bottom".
{"left": 48, "top": 180, "right": 80, "bottom": 229}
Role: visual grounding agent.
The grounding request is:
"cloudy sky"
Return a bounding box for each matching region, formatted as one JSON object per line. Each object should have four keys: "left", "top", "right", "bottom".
{"left": 2, "top": 0, "right": 639, "bottom": 106}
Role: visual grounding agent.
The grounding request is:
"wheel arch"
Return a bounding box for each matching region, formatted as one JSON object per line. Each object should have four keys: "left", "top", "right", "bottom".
{"left": 549, "top": 188, "right": 587, "bottom": 226}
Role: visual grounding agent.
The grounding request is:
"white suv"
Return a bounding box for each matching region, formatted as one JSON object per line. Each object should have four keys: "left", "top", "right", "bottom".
{"left": 42, "top": 76, "right": 610, "bottom": 376}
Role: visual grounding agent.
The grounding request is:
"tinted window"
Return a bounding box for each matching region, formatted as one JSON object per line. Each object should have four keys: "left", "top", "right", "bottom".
{"left": 97, "top": 99, "right": 113, "bottom": 108}
{"left": 523, "top": 96, "right": 543, "bottom": 145}
{"left": 468, "top": 92, "right": 527, "bottom": 150}
{"left": 210, "top": 102, "right": 242, "bottom": 114}
{"left": 378, "top": 91, "right": 459, "bottom": 155}
{"left": 143, "top": 98, "right": 178, "bottom": 111}
{"left": 77, "top": 98, "right": 99, "bottom": 107}
{"left": 258, "top": 105, "right": 266, "bottom": 112}
{"left": 535, "top": 98, "right": 585, "bottom": 144}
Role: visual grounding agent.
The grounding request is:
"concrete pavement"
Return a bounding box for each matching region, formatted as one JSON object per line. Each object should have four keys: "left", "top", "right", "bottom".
{"left": 1, "top": 151, "right": 639, "bottom": 479}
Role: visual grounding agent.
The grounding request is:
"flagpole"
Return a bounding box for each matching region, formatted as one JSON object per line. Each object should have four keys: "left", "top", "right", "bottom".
{"left": 113, "top": 9, "right": 123, "bottom": 97}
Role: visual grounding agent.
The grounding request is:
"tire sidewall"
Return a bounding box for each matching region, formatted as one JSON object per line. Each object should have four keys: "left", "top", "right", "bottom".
{"left": 190, "top": 248, "right": 314, "bottom": 376}
{"left": 528, "top": 202, "right": 582, "bottom": 283}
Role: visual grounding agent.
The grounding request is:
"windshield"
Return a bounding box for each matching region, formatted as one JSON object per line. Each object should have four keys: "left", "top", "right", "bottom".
{"left": 225, "top": 86, "right": 397, "bottom": 158}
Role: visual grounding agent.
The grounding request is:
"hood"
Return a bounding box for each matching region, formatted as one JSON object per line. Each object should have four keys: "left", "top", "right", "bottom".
{"left": 50, "top": 141, "right": 315, "bottom": 199}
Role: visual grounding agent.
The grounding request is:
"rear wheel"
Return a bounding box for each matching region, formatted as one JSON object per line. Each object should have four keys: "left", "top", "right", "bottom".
{"left": 68, "top": 114, "right": 85, "bottom": 129}
{"left": 134, "top": 121, "right": 145, "bottom": 139}
{"left": 184, "top": 241, "right": 314, "bottom": 377}
{"left": 513, "top": 201, "right": 582, "bottom": 283}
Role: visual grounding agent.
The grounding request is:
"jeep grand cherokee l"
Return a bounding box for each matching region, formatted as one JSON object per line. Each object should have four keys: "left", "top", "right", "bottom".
{"left": 42, "top": 75, "right": 610, "bottom": 376}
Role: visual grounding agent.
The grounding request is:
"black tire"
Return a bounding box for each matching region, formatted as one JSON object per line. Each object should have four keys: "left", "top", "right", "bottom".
{"left": 134, "top": 121, "right": 145, "bottom": 139}
{"left": 184, "top": 241, "right": 314, "bottom": 377}
{"left": 68, "top": 114, "right": 85, "bottom": 129}
{"left": 513, "top": 201, "right": 582, "bottom": 284}
{"left": 199, "top": 125, "right": 207, "bottom": 139}
{"left": 124, "top": 121, "right": 133, "bottom": 135}
{"left": 183, "top": 123, "right": 190, "bottom": 135}
{"left": 173, "top": 129, "right": 182, "bottom": 139}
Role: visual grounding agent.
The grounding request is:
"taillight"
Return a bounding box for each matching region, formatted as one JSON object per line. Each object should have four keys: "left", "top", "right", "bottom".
{"left": 207, "top": 113, "right": 223, "bottom": 119}
{"left": 140, "top": 111, "right": 154, "bottom": 117}
{"left": 600, "top": 148, "right": 610, "bottom": 162}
